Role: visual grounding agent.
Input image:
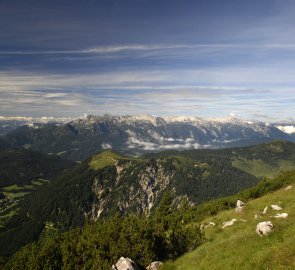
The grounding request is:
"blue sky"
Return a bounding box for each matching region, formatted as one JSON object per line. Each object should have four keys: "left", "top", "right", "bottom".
{"left": 0, "top": 0, "right": 295, "bottom": 121}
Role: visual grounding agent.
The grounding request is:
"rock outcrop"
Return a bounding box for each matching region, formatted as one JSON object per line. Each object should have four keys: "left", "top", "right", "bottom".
{"left": 272, "top": 213, "right": 288, "bottom": 219}
{"left": 112, "top": 257, "right": 140, "bottom": 270}
{"left": 222, "top": 218, "right": 237, "bottom": 229}
{"left": 262, "top": 206, "right": 268, "bottom": 215}
{"left": 235, "top": 200, "right": 245, "bottom": 214}
{"left": 256, "top": 221, "right": 274, "bottom": 236}
{"left": 271, "top": 204, "right": 283, "bottom": 211}
{"left": 285, "top": 185, "right": 293, "bottom": 191}
{"left": 146, "top": 261, "right": 163, "bottom": 270}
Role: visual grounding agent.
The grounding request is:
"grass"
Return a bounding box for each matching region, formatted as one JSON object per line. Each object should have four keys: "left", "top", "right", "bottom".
{"left": 31, "top": 179, "right": 49, "bottom": 186}
{"left": 2, "top": 179, "right": 49, "bottom": 192}
{"left": 89, "top": 150, "right": 131, "bottom": 170}
{"left": 57, "top": 151, "right": 67, "bottom": 156}
{"left": 3, "top": 192, "right": 28, "bottom": 199}
{"left": 0, "top": 179, "right": 49, "bottom": 228}
{"left": 0, "top": 208, "right": 19, "bottom": 228}
{"left": 232, "top": 158, "right": 295, "bottom": 178}
{"left": 2, "top": 185, "right": 24, "bottom": 191}
{"left": 162, "top": 179, "right": 295, "bottom": 269}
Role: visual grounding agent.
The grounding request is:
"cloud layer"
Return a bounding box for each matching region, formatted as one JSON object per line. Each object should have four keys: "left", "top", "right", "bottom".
{"left": 0, "top": 0, "right": 295, "bottom": 120}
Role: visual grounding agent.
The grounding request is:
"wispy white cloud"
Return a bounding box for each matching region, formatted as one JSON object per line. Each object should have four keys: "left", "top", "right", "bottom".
{"left": 0, "top": 115, "right": 73, "bottom": 122}
{"left": 0, "top": 66, "right": 294, "bottom": 120}
{"left": 2, "top": 43, "right": 295, "bottom": 56}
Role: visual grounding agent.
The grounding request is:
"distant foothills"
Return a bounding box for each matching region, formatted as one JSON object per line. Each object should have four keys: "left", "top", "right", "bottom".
{"left": 0, "top": 114, "right": 295, "bottom": 160}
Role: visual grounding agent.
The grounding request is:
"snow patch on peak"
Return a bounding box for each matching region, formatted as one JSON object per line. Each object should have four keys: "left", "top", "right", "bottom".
{"left": 101, "top": 143, "right": 112, "bottom": 149}
{"left": 124, "top": 114, "right": 159, "bottom": 126}
{"left": 276, "top": 125, "right": 295, "bottom": 134}
{"left": 163, "top": 116, "right": 202, "bottom": 123}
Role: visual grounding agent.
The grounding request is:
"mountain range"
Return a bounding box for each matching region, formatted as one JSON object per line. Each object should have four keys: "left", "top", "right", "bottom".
{"left": 1, "top": 114, "right": 295, "bottom": 160}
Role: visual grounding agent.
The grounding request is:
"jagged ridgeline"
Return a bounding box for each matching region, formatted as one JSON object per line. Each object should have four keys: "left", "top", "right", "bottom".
{"left": 2, "top": 115, "right": 295, "bottom": 160}
{"left": 1, "top": 141, "right": 295, "bottom": 257}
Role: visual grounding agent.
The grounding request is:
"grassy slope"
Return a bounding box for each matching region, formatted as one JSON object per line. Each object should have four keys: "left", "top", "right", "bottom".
{"left": 0, "top": 179, "right": 49, "bottom": 228}
{"left": 89, "top": 150, "right": 133, "bottom": 170}
{"left": 163, "top": 178, "right": 295, "bottom": 269}
{"left": 231, "top": 140, "right": 295, "bottom": 178}
{"left": 232, "top": 158, "right": 295, "bottom": 178}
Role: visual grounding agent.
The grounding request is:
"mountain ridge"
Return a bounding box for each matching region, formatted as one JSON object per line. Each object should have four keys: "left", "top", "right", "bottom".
{"left": 2, "top": 114, "right": 295, "bottom": 160}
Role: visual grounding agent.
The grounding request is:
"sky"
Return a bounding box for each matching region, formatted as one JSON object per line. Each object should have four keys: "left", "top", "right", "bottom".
{"left": 0, "top": 0, "right": 295, "bottom": 121}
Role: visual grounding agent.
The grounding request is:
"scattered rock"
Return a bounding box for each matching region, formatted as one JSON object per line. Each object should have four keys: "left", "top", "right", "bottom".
{"left": 236, "top": 200, "right": 245, "bottom": 207}
{"left": 235, "top": 200, "right": 245, "bottom": 214}
{"left": 146, "top": 261, "right": 163, "bottom": 270}
{"left": 262, "top": 206, "right": 268, "bottom": 215}
{"left": 205, "top": 222, "right": 216, "bottom": 228}
{"left": 256, "top": 221, "right": 274, "bottom": 236}
{"left": 285, "top": 185, "right": 293, "bottom": 191}
{"left": 222, "top": 218, "right": 237, "bottom": 229}
{"left": 254, "top": 214, "right": 260, "bottom": 220}
{"left": 200, "top": 221, "right": 216, "bottom": 230}
{"left": 272, "top": 213, "right": 288, "bottom": 219}
{"left": 271, "top": 205, "right": 283, "bottom": 211}
{"left": 112, "top": 257, "right": 140, "bottom": 270}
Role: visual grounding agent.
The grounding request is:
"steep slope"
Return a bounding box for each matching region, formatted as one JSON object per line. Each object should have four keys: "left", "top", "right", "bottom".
{"left": 162, "top": 172, "right": 295, "bottom": 269}
{"left": 1, "top": 141, "right": 295, "bottom": 256}
{"left": 0, "top": 149, "right": 75, "bottom": 188}
{"left": 3, "top": 115, "right": 293, "bottom": 160}
{"left": 3, "top": 168, "right": 295, "bottom": 270}
{"left": 0, "top": 149, "right": 75, "bottom": 229}
{"left": 0, "top": 149, "right": 257, "bottom": 256}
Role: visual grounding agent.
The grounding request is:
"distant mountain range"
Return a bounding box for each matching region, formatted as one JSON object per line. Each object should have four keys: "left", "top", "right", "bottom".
{"left": 1, "top": 114, "right": 295, "bottom": 160}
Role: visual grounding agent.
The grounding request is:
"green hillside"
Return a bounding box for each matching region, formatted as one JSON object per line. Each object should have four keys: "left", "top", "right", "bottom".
{"left": 1, "top": 141, "right": 295, "bottom": 261}
{"left": 2, "top": 170, "right": 295, "bottom": 269}
{"left": 148, "top": 140, "right": 295, "bottom": 179}
{"left": 0, "top": 150, "right": 75, "bottom": 229}
{"left": 162, "top": 172, "right": 295, "bottom": 270}
{"left": 89, "top": 149, "right": 133, "bottom": 170}
{"left": 230, "top": 140, "right": 295, "bottom": 178}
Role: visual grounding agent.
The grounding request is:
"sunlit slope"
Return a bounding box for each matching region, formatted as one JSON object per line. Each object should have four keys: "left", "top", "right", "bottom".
{"left": 231, "top": 140, "right": 295, "bottom": 178}
{"left": 163, "top": 174, "right": 295, "bottom": 270}
{"left": 89, "top": 150, "right": 129, "bottom": 170}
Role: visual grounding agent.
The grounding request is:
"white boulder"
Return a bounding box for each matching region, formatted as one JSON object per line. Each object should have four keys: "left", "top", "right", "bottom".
{"left": 272, "top": 213, "right": 288, "bottom": 219}
{"left": 200, "top": 221, "right": 216, "bottom": 230}
{"left": 285, "top": 185, "right": 293, "bottom": 191}
{"left": 256, "top": 221, "right": 274, "bottom": 236}
{"left": 112, "top": 257, "right": 140, "bottom": 270}
{"left": 262, "top": 206, "right": 268, "bottom": 215}
{"left": 146, "top": 261, "right": 163, "bottom": 270}
{"left": 222, "top": 218, "right": 237, "bottom": 229}
{"left": 271, "top": 205, "right": 283, "bottom": 211}
{"left": 236, "top": 200, "right": 245, "bottom": 207}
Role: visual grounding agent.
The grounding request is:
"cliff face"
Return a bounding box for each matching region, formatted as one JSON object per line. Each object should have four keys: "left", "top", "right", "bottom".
{"left": 89, "top": 158, "right": 176, "bottom": 219}
{"left": 87, "top": 153, "right": 257, "bottom": 220}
